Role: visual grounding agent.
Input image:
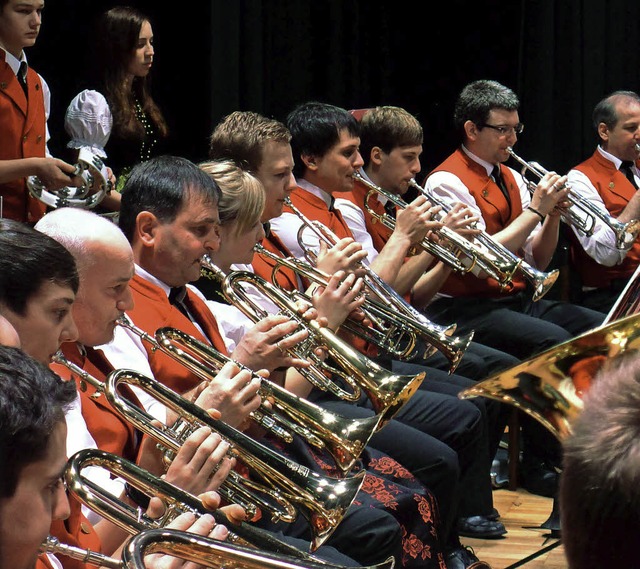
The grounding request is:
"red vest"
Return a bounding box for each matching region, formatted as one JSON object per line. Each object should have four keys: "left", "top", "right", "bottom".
{"left": 570, "top": 151, "right": 640, "bottom": 287}
{"left": 252, "top": 230, "right": 303, "bottom": 292}
{"left": 0, "top": 53, "right": 47, "bottom": 222}
{"left": 430, "top": 148, "right": 527, "bottom": 297}
{"left": 340, "top": 179, "right": 393, "bottom": 253}
{"left": 127, "top": 274, "right": 228, "bottom": 394}
{"left": 48, "top": 494, "right": 102, "bottom": 569}
{"left": 284, "top": 186, "right": 354, "bottom": 240}
{"left": 51, "top": 342, "right": 140, "bottom": 462}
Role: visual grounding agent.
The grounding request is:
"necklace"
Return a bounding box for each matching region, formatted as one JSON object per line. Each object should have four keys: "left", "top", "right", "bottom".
{"left": 134, "top": 98, "right": 158, "bottom": 162}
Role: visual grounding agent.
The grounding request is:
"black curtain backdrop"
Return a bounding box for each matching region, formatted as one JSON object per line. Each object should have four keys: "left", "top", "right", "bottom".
{"left": 33, "top": 0, "right": 639, "bottom": 180}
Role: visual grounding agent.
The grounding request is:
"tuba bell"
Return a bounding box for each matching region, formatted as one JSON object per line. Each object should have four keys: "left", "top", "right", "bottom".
{"left": 458, "top": 312, "right": 640, "bottom": 440}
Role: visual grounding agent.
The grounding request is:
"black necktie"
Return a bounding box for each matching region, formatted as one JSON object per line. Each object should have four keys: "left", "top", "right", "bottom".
{"left": 168, "top": 286, "right": 195, "bottom": 322}
{"left": 384, "top": 199, "right": 397, "bottom": 219}
{"left": 491, "top": 165, "right": 510, "bottom": 203}
{"left": 620, "top": 161, "right": 639, "bottom": 189}
{"left": 17, "top": 61, "right": 28, "bottom": 97}
{"left": 328, "top": 197, "right": 336, "bottom": 212}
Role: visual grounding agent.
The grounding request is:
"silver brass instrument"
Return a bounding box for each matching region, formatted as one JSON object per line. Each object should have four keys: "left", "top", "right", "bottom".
{"left": 41, "top": 536, "right": 122, "bottom": 569}
{"left": 285, "top": 196, "right": 473, "bottom": 371}
{"left": 117, "top": 314, "right": 381, "bottom": 475}
{"left": 507, "top": 146, "right": 640, "bottom": 249}
{"left": 408, "top": 178, "right": 559, "bottom": 302}
{"left": 64, "top": 447, "right": 352, "bottom": 559}
{"left": 458, "top": 312, "right": 640, "bottom": 440}
{"left": 202, "top": 258, "right": 426, "bottom": 425}
{"left": 122, "top": 528, "right": 395, "bottom": 569}
{"left": 53, "top": 353, "right": 363, "bottom": 551}
{"left": 26, "top": 147, "right": 112, "bottom": 209}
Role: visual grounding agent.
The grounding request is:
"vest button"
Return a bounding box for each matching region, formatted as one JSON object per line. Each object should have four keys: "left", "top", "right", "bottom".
{"left": 35, "top": 84, "right": 40, "bottom": 91}
{"left": 22, "top": 135, "right": 27, "bottom": 142}
{"left": 80, "top": 522, "right": 92, "bottom": 534}
{"left": 0, "top": 82, "right": 6, "bottom": 89}
{"left": 36, "top": 135, "right": 42, "bottom": 143}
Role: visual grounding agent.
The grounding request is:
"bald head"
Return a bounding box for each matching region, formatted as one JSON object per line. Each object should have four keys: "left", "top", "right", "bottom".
{"left": 0, "top": 314, "right": 20, "bottom": 348}
{"left": 35, "top": 208, "right": 133, "bottom": 275}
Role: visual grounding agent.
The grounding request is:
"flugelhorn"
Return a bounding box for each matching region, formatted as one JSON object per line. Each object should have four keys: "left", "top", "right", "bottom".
{"left": 202, "top": 258, "right": 426, "bottom": 425}
{"left": 122, "top": 528, "right": 396, "bottom": 569}
{"left": 64, "top": 447, "right": 352, "bottom": 558}
{"left": 458, "top": 312, "right": 640, "bottom": 440}
{"left": 285, "top": 196, "right": 474, "bottom": 371}
{"left": 109, "top": 364, "right": 363, "bottom": 550}
{"left": 507, "top": 146, "right": 640, "bottom": 249}
{"left": 41, "top": 529, "right": 395, "bottom": 569}
{"left": 408, "top": 178, "right": 559, "bottom": 302}
{"left": 116, "top": 314, "right": 381, "bottom": 474}
{"left": 26, "top": 147, "right": 112, "bottom": 209}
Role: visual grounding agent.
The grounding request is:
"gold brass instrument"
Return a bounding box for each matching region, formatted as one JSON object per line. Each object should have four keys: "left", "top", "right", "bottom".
{"left": 64, "top": 447, "right": 353, "bottom": 559}
{"left": 507, "top": 146, "right": 640, "bottom": 249}
{"left": 26, "top": 147, "right": 113, "bottom": 209}
{"left": 202, "top": 258, "right": 426, "bottom": 425}
{"left": 458, "top": 312, "right": 640, "bottom": 440}
{"left": 52, "top": 353, "right": 363, "bottom": 551}
{"left": 42, "top": 529, "right": 396, "bottom": 569}
{"left": 254, "top": 243, "right": 419, "bottom": 361}
{"left": 285, "top": 196, "right": 474, "bottom": 371}
{"left": 116, "top": 314, "right": 382, "bottom": 475}
{"left": 408, "top": 178, "right": 559, "bottom": 302}
{"left": 604, "top": 263, "right": 640, "bottom": 324}
{"left": 122, "top": 528, "right": 396, "bottom": 569}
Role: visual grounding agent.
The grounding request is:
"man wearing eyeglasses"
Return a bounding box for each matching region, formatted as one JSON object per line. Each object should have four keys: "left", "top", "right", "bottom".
{"left": 421, "top": 79, "right": 606, "bottom": 498}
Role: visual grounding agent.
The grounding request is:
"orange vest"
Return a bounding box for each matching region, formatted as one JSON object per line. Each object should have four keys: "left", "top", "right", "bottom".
{"left": 127, "top": 274, "right": 228, "bottom": 394}
{"left": 430, "top": 148, "right": 526, "bottom": 297}
{"left": 284, "top": 186, "right": 354, "bottom": 240}
{"left": 51, "top": 342, "right": 140, "bottom": 462}
{"left": 252, "top": 230, "right": 303, "bottom": 292}
{"left": 571, "top": 151, "right": 640, "bottom": 287}
{"left": 0, "top": 53, "right": 47, "bottom": 222}
{"left": 48, "top": 494, "right": 102, "bottom": 569}
{"left": 340, "top": 179, "right": 393, "bottom": 253}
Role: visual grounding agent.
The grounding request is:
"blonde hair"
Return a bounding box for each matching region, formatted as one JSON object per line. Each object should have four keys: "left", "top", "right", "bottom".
{"left": 199, "top": 160, "right": 265, "bottom": 235}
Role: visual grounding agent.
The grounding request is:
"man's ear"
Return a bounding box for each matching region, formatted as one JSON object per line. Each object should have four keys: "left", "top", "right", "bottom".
{"left": 301, "top": 153, "right": 317, "bottom": 170}
{"left": 370, "top": 146, "right": 384, "bottom": 166}
{"left": 136, "top": 211, "right": 159, "bottom": 246}
{"left": 464, "top": 120, "right": 479, "bottom": 140}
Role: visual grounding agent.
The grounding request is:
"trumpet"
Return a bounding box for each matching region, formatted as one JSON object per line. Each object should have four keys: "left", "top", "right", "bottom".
{"left": 407, "top": 178, "right": 559, "bottom": 302}
{"left": 122, "top": 528, "right": 395, "bottom": 569}
{"left": 202, "top": 258, "right": 426, "bottom": 425}
{"left": 285, "top": 196, "right": 474, "bottom": 371}
{"left": 458, "top": 312, "right": 640, "bottom": 440}
{"left": 116, "top": 315, "right": 381, "bottom": 475}
{"left": 26, "top": 147, "right": 112, "bottom": 210}
{"left": 64, "top": 447, "right": 357, "bottom": 558}
{"left": 507, "top": 147, "right": 640, "bottom": 249}
{"left": 42, "top": 528, "right": 395, "bottom": 569}
{"left": 254, "top": 244, "right": 455, "bottom": 360}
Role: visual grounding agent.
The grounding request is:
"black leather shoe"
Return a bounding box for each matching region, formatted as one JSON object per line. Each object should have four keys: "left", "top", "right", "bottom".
{"left": 456, "top": 515, "right": 507, "bottom": 539}
{"left": 445, "top": 546, "right": 492, "bottom": 569}
{"left": 521, "top": 461, "right": 558, "bottom": 498}
{"left": 486, "top": 507, "right": 500, "bottom": 521}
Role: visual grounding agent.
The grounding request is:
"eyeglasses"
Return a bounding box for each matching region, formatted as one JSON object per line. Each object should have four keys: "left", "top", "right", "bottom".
{"left": 480, "top": 123, "right": 524, "bottom": 136}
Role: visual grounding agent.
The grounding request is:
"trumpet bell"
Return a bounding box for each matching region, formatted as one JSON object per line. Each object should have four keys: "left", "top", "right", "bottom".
{"left": 531, "top": 268, "right": 560, "bottom": 302}
{"left": 458, "top": 312, "right": 640, "bottom": 440}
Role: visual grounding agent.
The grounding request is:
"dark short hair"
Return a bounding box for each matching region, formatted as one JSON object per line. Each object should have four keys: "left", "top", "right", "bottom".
{"left": 0, "top": 346, "right": 77, "bottom": 497}
{"left": 453, "top": 79, "right": 520, "bottom": 137}
{"left": 359, "top": 106, "right": 423, "bottom": 167}
{"left": 286, "top": 101, "right": 359, "bottom": 178}
{"left": 592, "top": 90, "right": 640, "bottom": 131}
{"left": 118, "top": 155, "right": 221, "bottom": 241}
{"left": 0, "top": 219, "right": 79, "bottom": 315}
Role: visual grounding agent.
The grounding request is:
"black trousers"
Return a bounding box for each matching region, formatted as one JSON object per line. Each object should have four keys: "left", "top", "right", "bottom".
{"left": 424, "top": 291, "right": 606, "bottom": 466}
{"left": 309, "top": 367, "right": 484, "bottom": 547}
